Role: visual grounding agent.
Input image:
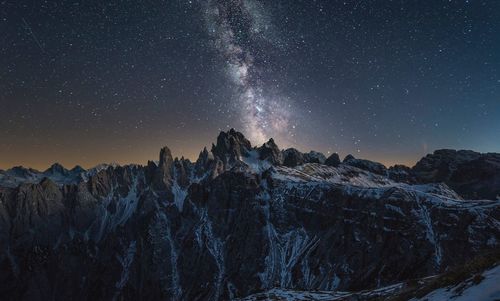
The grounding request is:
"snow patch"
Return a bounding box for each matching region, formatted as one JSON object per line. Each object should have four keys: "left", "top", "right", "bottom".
{"left": 172, "top": 181, "right": 187, "bottom": 212}
{"left": 113, "top": 240, "right": 137, "bottom": 301}
{"left": 199, "top": 208, "right": 226, "bottom": 301}
{"left": 413, "top": 198, "right": 442, "bottom": 267}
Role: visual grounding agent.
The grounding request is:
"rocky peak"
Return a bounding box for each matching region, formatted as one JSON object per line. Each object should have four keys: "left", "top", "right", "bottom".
{"left": 159, "top": 146, "right": 174, "bottom": 171}
{"left": 211, "top": 129, "right": 252, "bottom": 165}
{"left": 257, "top": 138, "right": 283, "bottom": 164}
{"left": 70, "top": 165, "right": 86, "bottom": 174}
{"left": 44, "top": 163, "right": 69, "bottom": 176}
{"left": 282, "top": 148, "right": 305, "bottom": 167}
{"left": 174, "top": 157, "right": 192, "bottom": 188}
{"left": 194, "top": 147, "right": 216, "bottom": 177}
{"left": 325, "top": 153, "right": 341, "bottom": 167}
{"left": 303, "top": 151, "right": 326, "bottom": 164}
{"left": 343, "top": 154, "right": 355, "bottom": 162}
{"left": 196, "top": 147, "right": 213, "bottom": 167}
{"left": 150, "top": 146, "right": 174, "bottom": 191}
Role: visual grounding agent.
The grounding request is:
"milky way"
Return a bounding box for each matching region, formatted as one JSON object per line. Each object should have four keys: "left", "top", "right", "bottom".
{"left": 204, "top": 0, "right": 294, "bottom": 145}
{"left": 1, "top": 1, "right": 500, "bottom": 169}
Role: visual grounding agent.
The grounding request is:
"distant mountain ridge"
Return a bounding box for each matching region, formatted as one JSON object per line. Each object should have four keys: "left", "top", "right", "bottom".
{"left": 0, "top": 129, "right": 499, "bottom": 300}
{"left": 1, "top": 129, "right": 498, "bottom": 199}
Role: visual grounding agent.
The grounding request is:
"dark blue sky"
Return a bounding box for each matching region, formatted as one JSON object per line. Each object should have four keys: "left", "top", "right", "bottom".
{"left": 1, "top": 0, "right": 499, "bottom": 169}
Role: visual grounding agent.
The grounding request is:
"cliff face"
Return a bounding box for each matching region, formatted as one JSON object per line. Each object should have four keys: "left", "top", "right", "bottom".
{"left": 0, "top": 130, "right": 499, "bottom": 300}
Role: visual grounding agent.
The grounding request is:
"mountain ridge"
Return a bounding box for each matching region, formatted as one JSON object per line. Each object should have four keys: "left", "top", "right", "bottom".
{"left": 1, "top": 129, "right": 498, "bottom": 200}
{"left": 0, "top": 129, "right": 499, "bottom": 300}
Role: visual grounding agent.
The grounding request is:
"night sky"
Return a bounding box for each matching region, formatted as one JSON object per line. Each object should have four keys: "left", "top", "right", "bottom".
{"left": 1, "top": 0, "right": 499, "bottom": 170}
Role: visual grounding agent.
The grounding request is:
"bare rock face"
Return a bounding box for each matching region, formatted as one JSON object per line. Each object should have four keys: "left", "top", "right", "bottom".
{"left": 43, "top": 163, "right": 69, "bottom": 176}
{"left": 303, "top": 151, "right": 326, "bottom": 164}
{"left": 282, "top": 148, "right": 305, "bottom": 167}
{"left": 0, "top": 130, "right": 499, "bottom": 300}
{"left": 283, "top": 149, "right": 327, "bottom": 167}
{"left": 325, "top": 153, "right": 341, "bottom": 167}
{"left": 156, "top": 146, "right": 174, "bottom": 190}
{"left": 211, "top": 128, "right": 252, "bottom": 166}
{"left": 7, "top": 166, "right": 39, "bottom": 178}
{"left": 257, "top": 138, "right": 283, "bottom": 165}
{"left": 7, "top": 178, "right": 65, "bottom": 247}
{"left": 195, "top": 147, "right": 213, "bottom": 176}
{"left": 174, "top": 158, "right": 192, "bottom": 188}
{"left": 343, "top": 154, "right": 388, "bottom": 176}
{"left": 70, "top": 165, "right": 86, "bottom": 174}
{"left": 413, "top": 149, "right": 500, "bottom": 199}
{"left": 388, "top": 164, "right": 417, "bottom": 183}
{"left": 413, "top": 149, "right": 481, "bottom": 182}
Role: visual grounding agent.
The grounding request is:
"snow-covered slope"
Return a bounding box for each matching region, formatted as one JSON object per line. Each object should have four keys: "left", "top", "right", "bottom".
{"left": 239, "top": 264, "right": 500, "bottom": 301}
{"left": 412, "top": 265, "right": 500, "bottom": 301}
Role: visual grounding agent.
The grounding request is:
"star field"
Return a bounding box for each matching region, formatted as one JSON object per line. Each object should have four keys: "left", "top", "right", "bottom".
{"left": 1, "top": 0, "right": 499, "bottom": 169}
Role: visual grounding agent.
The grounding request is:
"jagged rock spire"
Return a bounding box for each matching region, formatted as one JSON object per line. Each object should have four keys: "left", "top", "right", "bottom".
{"left": 149, "top": 146, "right": 174, "bottom": 191}
{"left": 159, "top": 146, "right": 174, "bottom": 170}
{"left": 257, "top": 138, "right": 283, "bottom": 165}
{"left": 211, "top": 128, "right": 252, "bottom": 165}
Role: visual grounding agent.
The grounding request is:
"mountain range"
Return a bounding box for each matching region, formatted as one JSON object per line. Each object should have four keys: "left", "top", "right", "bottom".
{"left": 0, "top": 129, "right": 499, "bottom": 300}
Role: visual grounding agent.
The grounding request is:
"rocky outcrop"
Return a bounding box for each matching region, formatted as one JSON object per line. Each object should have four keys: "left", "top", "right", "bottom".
{"left": 70, "top": 165, "right": 86, "bottom": 174}
{"left": 211, "top": 128, "right": 252, "bottom": 166}
{"left": 413, "top": 149, "right": 481, "bottom": 182}
{"left": 149, "top": 146, "right": 174, "bottom": 191}
{"left": 0, "top": 166, "right": 41, "bottom": 188}
{"left": 325, "top": 153, "right": 341, "bottom": 167}
{"left": 6, "top": 166, "right": 40, "bottom": 178}
{"left": 282, "top": 149, "right": 327, "bottom": 167}
{"left": 257, "top": 138, "right": 283, "bottom": 165}
{"left": 195, "top": 147, "right": 213, "bottom": 175}
{"left": 388, "top": 164, "right": 416, "bottom": 183}
{"left": 413, "top": 150, "right": 500, "bottom": 199}
{"left": 282, "top": 148, "right": 305, "bottom": 167}
{"left": 43, "top": 163, "right": 69, "bottom": 177}
{"left": 174, "top": 158, "right": 192, "bottom": 188}
{"left": 343, "top": 154, "right": 388, "bottom": 176}
{"left": 303, "top": 150, "right": 326, "bottom": 164}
